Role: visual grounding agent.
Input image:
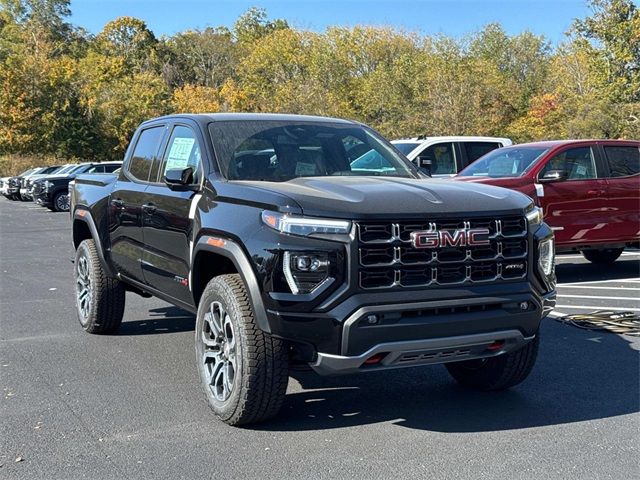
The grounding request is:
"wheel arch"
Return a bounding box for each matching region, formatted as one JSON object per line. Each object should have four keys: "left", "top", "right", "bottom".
{"left": 193, "top": 235, "right": 271, "bottom": 334}
{"left": 72, "top": 209, "right": 114, "bottom": 277}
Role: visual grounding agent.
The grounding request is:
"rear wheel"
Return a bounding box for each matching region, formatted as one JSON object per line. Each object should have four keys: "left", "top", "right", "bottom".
{"left": 582, "top": 248, "right": 623, "bottom": 264}
{"left": 195, "top": 274, "right": 288, "bottom": 426}
{"left": 53, "top": 191, "right": 70, "bottom": 212}
{"left": 74, "top": 239, "right": 125, "bottom": 334}
{"left": 445, "top": 336, "right": 539, "bottom": 391}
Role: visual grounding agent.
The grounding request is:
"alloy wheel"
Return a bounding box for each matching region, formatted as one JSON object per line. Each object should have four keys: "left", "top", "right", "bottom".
{"left": 56, "top": 193, "right": 70, "bottom": 211}
{"left": 201, "top": 301, "right": 237, "bottom": 402}
{"left": 76, "top": 254, "right": 92, "bottom": 322}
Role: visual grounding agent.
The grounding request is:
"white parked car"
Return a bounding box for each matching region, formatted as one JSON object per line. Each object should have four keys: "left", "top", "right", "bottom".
{"left": 392, "top": 136, "right": 512, "bottom": 177}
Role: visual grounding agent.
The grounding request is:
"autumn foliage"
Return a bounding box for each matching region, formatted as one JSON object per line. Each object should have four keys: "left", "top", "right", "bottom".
{"left": 1, "top": 1, "right": 638, "bottom": 175}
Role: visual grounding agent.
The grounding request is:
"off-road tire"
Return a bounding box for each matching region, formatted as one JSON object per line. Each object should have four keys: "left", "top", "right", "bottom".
{"left": 74, "top": 239, "right": 125, "bottom": 334}
{"left": 445, "top": 335, "right": 539, "bottom": 391}
{"left": 195, "top": 274, "right": 288, "bottom": 426}
{"left": 582, "top": 248, "right": 623, "bottom": 264}
{"left": 53, "top": 191, "right": 70, "bottom": 212}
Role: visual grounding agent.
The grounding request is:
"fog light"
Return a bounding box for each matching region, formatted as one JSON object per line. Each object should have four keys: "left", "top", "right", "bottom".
{"left": 519, "top": 301, "right": 529, "bottom": 311}
{"left": 283, "top": 251, "right": 330, "bottom": 294}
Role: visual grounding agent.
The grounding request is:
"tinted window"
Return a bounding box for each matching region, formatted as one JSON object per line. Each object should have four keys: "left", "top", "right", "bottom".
{"left": 103, "top": 164, "right": 122, "bottom": 173}
{"left": 463, "top": 142, "right": 501, "bottom": 163}
{"left": 540, "top": 147, "right": 597, "bottom": 180}
{"left": 459, "top": 147, "right": 549, "bottom": 178}
{"left": 209, "top": 121, "right": 415, "bottom": 181}
{"left": 604, "top": 146, "right": 640, "bottom": 177}
{"left": 85, "top": 165, "right": 105, "bottom": 173}
{"left": 128, "top": 126, "right": 164, "bottom": 182}
{"left": 420, "top": 142, "right": 456, "bottom": 175}
{"left": 393, "top": 142, "right": 421, "bottom": 155}
{"left": 159, "top": 126, "right": 202, "bottom": 184}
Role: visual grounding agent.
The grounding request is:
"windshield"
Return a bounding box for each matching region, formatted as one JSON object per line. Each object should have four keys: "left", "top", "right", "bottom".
{"left": 55, "top": 164, "right": 76, "bottom": 174}
{"left": 69, "top": 164, "right": 91, "bottom": 174}
{"left": 392, "top": 142, "right": 421, "bottom": 156}
{"left": 209, "top": 121, "right": 417, "bottom": 181}
{"left": 20, "top": 168, "right": 36, "bottom": 176}
{"left": 458, "top": 146, "right": 549, "bottom": 178}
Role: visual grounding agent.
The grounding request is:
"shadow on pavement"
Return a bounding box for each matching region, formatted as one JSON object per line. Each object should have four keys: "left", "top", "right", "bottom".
{"left": 555, "top": 257, "right": 639, "bottom": 283}
{"left": 255, "top": 319, "right": 639, "bottom": 433}
{"left": 117, "top": 306, "right": 195, "bottom": 335}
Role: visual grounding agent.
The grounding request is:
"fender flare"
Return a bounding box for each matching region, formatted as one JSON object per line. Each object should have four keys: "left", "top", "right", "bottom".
{"left": 72, "top": 208, "right": 114, "bottom": 277}
{"left": 193, "top": 235, "right": 271, "bottom": 334}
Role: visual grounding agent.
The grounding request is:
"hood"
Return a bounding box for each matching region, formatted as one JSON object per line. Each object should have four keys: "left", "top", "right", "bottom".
{"left": 231, "top": 176, "right": 532, "bottom": 220}
{"left": 44, "top": 174, "right": 76, "bottom": 182}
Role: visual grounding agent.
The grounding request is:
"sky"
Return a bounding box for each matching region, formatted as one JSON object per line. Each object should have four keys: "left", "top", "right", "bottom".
{"left": 69, "top": 0, "right": 595, "bottom": 44}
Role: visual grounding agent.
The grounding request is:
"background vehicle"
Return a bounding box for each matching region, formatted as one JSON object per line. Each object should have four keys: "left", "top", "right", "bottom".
{"left": 20, "top": 165, "right": 62, "bottom": 200}
{"left": 4, "top": 167, "right": 40, "bottom": 200}
{"left": 35, "top": 162, "right": 121, "bottom": 211}
{"left": 392, "top": 136, "right": 512, "bottom": 176}
{"left": 455, "top": 140, "right": 640, "bottom": 263}
{"left": 71, "top": 113, "right": 555, "bottom": 426}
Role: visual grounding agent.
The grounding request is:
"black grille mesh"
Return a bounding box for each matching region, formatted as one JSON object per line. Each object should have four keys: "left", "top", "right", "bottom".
{"left": 357, "top": 216, "right": 528, "bottom": 290}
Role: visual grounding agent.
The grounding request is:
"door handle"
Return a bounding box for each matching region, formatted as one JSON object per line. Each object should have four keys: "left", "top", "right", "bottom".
{"left": 142, "top": 203, "right": 157, "bottom": 213}
{"left": 587, "top": 189, "right": 606, "bottom": 196}
{"left": 111, "top": 198, "right": 124, "bottom": 208}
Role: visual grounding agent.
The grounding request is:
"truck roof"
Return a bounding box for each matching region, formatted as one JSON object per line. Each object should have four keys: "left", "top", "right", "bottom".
{"left": 509, "top": 139, "right": 640, "bottom": 148}
{"left": 145, "top": 113, "right": 357, "bottom": 126}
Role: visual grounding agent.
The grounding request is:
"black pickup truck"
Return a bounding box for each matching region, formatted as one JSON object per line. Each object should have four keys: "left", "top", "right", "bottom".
{"left": 70, "top": 113, "right": 556, "bottom": 425}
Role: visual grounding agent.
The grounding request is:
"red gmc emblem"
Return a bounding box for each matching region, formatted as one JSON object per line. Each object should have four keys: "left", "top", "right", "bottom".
{"left": 411, "top": 228, "right": 490, "bottom": 249}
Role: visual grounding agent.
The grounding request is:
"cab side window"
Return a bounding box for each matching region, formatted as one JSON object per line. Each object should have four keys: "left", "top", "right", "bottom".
{"left": 604, "top": 146, "right": 640, "bottom": 177}
{"left": 540, "top": 147, "right": 597, "bottom": 180}
{"left": 463, "top": 142, "right": 501, "bottom": 163}
{"left": 128, "top": 126, "right": 165, "bottom": 182}
{"left": 159, "top": 126, "right": 202, "bottom": 184}
{"left": 421, "top": 143, "right": 456, "bottom": 175}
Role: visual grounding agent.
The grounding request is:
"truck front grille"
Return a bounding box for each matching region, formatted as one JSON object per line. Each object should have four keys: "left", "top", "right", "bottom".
{"left": 356, "top": 216, "right": 527, "bottom": 290}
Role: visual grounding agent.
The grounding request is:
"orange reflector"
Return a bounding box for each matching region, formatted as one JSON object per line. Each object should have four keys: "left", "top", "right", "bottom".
{"left": 77, "top": 209, "right": 86, "bottom": 217}
{"left": 363, "top": 353, "right": 386, "bottom": 365}
{"left": 206, "top": 237, "right": 226, "bottom": 248}
{"left": 262, "top": 213, "right": 277, "bottom": 228}
{"left": 487, "top": 340, "right": 505, "bottom": 351}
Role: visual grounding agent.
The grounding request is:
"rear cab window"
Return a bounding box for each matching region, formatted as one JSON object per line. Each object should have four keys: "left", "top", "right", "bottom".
{"left": 126, "top": 126, "right": 165, "bottom": 182}
{"left": 603, "top": 145, "right": 640, "bottom": 177}
{"left": 463, "top": 142, "right": 502, "bottom": 164}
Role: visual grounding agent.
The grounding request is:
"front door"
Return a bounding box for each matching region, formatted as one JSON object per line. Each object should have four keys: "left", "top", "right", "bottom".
{"left": 109, "top": 125, "right": 165, "bottom": 283}
{"left": 142, "top": 124, "right": 204, "bottom": 306}
{"left": 535, "top": 145, "right": 609, "bottom": 246}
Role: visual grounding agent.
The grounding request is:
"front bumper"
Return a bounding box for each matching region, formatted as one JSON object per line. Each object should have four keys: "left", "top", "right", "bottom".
{"left": 311, "top": 330, "right": 532, "bottom": 375}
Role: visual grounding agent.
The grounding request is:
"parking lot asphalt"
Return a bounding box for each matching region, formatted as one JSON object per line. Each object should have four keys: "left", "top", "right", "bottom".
{"left": 1, "top": 199, "right": 638, "bottom": 480}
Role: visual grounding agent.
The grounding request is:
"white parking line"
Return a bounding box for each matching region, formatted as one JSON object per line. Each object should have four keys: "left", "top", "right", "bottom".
{"left": 554, "top": 305, "right": 640, "bottom": 312}
{"left": 558, "top": 285, "right": 639, "bottom": 291}
{"left": 558, "top": 294, "right": 639, "bottom": 301}
{"left": 560, "top": 278, "right": 640, "bottom": 286}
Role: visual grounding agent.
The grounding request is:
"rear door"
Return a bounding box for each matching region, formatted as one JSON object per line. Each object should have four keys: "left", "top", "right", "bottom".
{"left": 600, "top": 143, "right": 640, "bottom": 243}
{"left": 459, "top": 141, "right": 503, "bottom": 170}
{"left": 535, "top": 144, "right": 609, "bottom": 246}
{"left": 141, "top": 122, "right": 205, "bottom": 305}
{"left": 109, "top": 125, "right": 166, "bottom": 283}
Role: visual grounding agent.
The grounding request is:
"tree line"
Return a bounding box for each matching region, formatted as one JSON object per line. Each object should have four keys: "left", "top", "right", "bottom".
{"left": 0, "top": 0, "right": 638, "bottom": 174}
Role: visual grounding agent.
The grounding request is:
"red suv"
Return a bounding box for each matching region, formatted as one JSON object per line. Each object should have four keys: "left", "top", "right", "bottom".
{"left": 456, "top": 140, "right": 640, "bottom": 264}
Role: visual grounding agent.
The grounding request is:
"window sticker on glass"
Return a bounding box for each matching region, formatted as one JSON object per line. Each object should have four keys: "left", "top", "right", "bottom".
{"left": 165, "top": 137, "right": 195, "bottom": 171}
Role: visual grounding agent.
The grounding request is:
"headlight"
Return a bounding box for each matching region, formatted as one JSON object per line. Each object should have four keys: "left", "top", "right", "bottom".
{"left": 526, "top": 205, "right": 543, "bottom": 226}
{"left": 283, "top": 251, "right": 331, "bottom": 294}
{"left": 262, "top": 211, "right": 351, "bottom": 237}
{"left": 538, "top": 238, "right": 554, "bottom": 276}
{"left": 44, "top": 180, "right": 52, "bottom": 189}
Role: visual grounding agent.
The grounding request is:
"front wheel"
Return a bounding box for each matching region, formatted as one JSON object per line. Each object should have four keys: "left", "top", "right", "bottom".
{"left": 582, "top": 248, "right": 623, "bottom": 264}
{"left": 445, "top": 335, "right": 539, "bottom": 391}
{"left": 195, "top": 274, "right": 288, "bottom": 426}
{"left": 53, "top": 191, "right": 70, "bottom": 212}
{"left": 74, "top": 239, "right": 125, "bottom": 334}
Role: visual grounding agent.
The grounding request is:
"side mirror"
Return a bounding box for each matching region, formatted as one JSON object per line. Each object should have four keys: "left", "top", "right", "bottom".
{"left": 164, "top": 167, "right": 195, "bottom": 190}
{"left": 416, "top": 155, "right": 432, "bottom": 177}
{"left": 539, "top": 169, "right": 568, "bottom": 183}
